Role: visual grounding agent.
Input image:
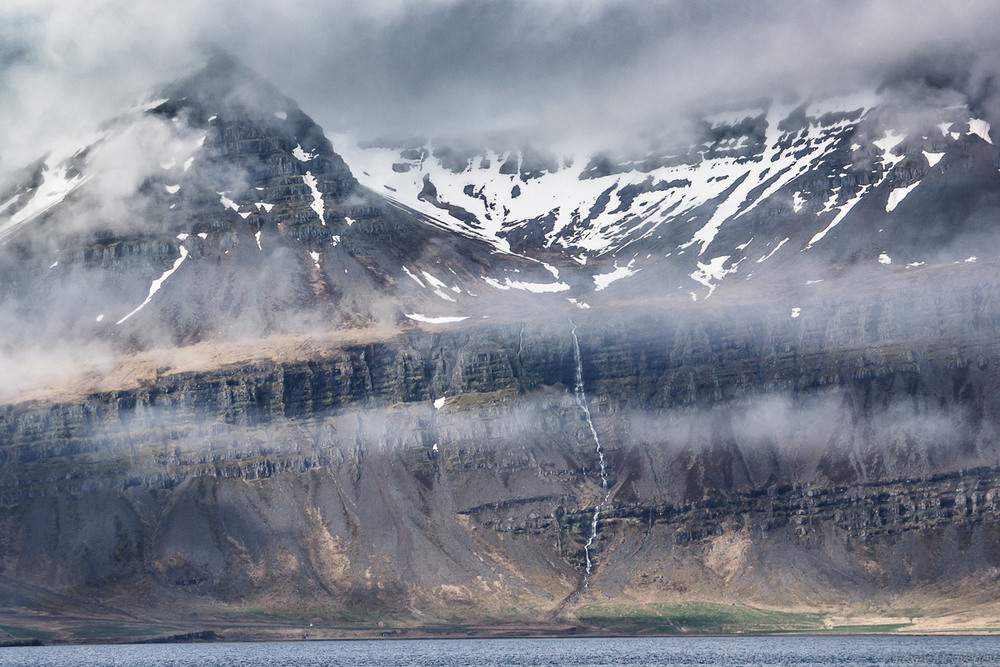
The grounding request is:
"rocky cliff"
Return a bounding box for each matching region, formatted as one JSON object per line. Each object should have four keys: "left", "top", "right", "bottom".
{"left": 4, "top": 269, "right": 1000, "bottom": 639}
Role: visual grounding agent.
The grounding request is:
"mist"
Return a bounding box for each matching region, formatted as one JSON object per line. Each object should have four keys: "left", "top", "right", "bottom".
{"left": 3, "top": 1, "right": 1000, "bottom": 175}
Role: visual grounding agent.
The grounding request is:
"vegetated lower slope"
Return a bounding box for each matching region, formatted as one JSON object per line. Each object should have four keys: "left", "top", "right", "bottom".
{"left": 2, "top": 55, "right": 1000, "bottom": 642}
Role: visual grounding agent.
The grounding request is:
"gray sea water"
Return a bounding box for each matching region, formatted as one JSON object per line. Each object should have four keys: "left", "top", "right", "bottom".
{"left": 0, "top": 635, "right": 998, "bottom": 666}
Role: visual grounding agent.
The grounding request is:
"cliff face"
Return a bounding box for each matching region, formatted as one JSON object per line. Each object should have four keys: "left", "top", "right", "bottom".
{"left": 4, "top": 277, "right": 1000, "bottom": 631}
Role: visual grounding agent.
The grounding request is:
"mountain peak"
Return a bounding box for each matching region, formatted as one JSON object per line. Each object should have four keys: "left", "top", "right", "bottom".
{"left": 154, "top": 53, "right": 296, "bottom": 123}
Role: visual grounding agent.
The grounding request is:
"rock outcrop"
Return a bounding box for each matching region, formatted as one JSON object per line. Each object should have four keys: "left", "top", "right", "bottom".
{"left": 3, "top": 276, "right": 1000, "bottom": 629}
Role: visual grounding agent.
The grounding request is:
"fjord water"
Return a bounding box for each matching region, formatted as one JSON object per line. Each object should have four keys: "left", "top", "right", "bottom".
{"left": 1, "top": 636, "right": 999, "bottom": 666}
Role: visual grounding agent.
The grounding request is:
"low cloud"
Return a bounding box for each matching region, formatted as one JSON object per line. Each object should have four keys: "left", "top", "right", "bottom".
{"left": 3, "top": 1, "right": 1000, "bottom": 174}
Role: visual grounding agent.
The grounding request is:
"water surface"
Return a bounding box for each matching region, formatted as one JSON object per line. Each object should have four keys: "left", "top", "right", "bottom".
{"left": 1, "top": 635, "right": 998, "bottom": 666}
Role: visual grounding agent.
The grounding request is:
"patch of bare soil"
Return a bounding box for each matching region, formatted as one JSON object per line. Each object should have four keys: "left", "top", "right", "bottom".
{"left": 2, "top": 325, "right": 405, "bottom": 406}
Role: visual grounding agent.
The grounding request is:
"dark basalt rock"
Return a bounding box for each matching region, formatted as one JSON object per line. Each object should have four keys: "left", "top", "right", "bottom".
{"left": 3, "top": 280, "right": 1000, "bottom": 622}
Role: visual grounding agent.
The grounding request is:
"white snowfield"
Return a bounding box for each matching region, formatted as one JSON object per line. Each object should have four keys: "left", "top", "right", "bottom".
{"left": 331, "top": 86, "right": 1000, "bottom": 299}
{"left": 335, "top": 93, "right": 868, "bottom": 264}
{"left": 334, "top": 92, "right": 946, "bottom": 297}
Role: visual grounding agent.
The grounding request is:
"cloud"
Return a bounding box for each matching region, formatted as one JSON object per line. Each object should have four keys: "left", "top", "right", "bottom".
{"left": 1, "top": 1, "right": 1000, "bottom": 172}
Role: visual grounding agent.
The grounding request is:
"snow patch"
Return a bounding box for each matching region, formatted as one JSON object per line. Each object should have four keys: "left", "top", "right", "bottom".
{"left": 255, "top": 231, "right": 262, "bottom": 251}
{"left": 873, "top": 130, "right": 905, "bottom": 155}
{"left": 405, "top": 313, "right": 469, "bottom": 324}
{"left": 792, "top": 191, "right": 805, "bottom": 213}
{"left": 303, "top": 172, "right": 325, "bottom": 224}
{"left": 421, "top": 271, "right": 448, "bottom": 290}
{"left": 483, "top": 276, "right": 570, "bottom": 293}
{"left": 308, "top": 251, "right": 321, "bottom": 270}
{"left": 807, "top": 184, "right": 871, "bottom": 248}
{"left": 219, "top": 193, "right": 239, "bottom": 212}
{"left": 818, "top": 188, "right": 841, "bottom": 215}
{"left": 968, "top": 119, "right": 993, "bottom": 144}
{"left": 878, "top": 252, "right": 892, "bottom": 265}
{"left": 344, "top": 216, "right": 355, "bottom": 226}
{"left": 965, "top": 256, "right": 978, "bottom": 263}
{"left": 886, "top": 181, "right": 920, "bottom": 212}
{"left": 434, "top": 397, "right": 446, "bottom": 409}
{"left": 402, "top": 267, "right": 426, "bottom": 288}
{"left": 165, "top": 184, "right": 180, "bottom": 194}
{"left": 434, "top": 289, "right": 457, "bottom": 302}
{"left": 567, "top": 297, "right": 591, "bottom": 310}
{"left": 274, "top": 111, "right": 287, "bottom": 120}
{"left": 116, "top": 246, "right": 189, "bottom": 325}
{"left": 791, "top": 307, "right": 801, "bottom": 318}
{"left": 593, "top": 261, "right": 639, "bottom": 291}
{"left": 255, "top": 202, "right": 274, "bottom": 212}
{"left": 0, "top": 163, "right": 90, "bottom": 242}
{"left": 923, "top": 151, "right": 944, "bottom": 167}
{"left": 140, "top": 97, "right": 169, "bottom": 111}
{"left": 757, "top": 237, "right": 789, "bottom": 263}
{"left": 293, "top": 144, "right": 318, "bottom": 161}
{"left": 690, "top": 255, "right": 737, "bottom": 296}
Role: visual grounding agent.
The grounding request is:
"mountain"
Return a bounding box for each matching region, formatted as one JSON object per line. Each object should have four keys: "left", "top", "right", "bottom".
{"left": 334, "top": 90, "right": 1000, "bottom": 298}
{"left": 2, "top": 55, "right": 1000, "bottom": 642}
{"left": 0, "top": 55, "right": 560, "bottom": 356}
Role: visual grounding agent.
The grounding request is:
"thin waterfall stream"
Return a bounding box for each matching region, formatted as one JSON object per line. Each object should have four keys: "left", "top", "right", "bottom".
{"left": 570, "top": 320, "right": 610, "bottom": 587}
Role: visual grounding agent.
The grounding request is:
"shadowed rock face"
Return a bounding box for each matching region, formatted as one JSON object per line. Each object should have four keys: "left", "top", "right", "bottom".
{"left": 3, "top": 278, "right": 1000, "bottom": 625}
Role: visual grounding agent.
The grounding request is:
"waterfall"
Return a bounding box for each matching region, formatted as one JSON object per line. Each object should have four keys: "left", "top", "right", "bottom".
{"left": 570, "top": 320, "right": 609, "bottom": 587}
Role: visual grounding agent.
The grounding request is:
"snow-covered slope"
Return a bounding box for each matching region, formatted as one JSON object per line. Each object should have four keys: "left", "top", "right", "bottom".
{"left": 334, "top": 92, "right": 1000, "bottom": 299}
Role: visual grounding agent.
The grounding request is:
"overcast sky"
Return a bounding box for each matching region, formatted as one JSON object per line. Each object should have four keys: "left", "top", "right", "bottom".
{"left": 1, "top": 0, "right": 1000, "bottom": 172}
